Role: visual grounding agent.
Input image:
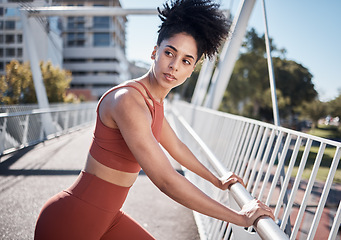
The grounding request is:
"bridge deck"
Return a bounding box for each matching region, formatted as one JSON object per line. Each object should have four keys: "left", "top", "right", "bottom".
{"left": 0, "top": 126, "right": 199, "bottom": 240}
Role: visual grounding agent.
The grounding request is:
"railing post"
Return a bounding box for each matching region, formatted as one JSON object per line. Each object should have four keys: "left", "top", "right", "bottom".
{"left": 0, "top": 111, "right": 9, "bottom": 155}
{"left": 64, "top": 111, "right": 70, "bottom": 133}
{"left": 328, "top": 201, "right": 341, "bottom": 240}
{"left": 21, "top": 115, "right": 30, "bottom": 146}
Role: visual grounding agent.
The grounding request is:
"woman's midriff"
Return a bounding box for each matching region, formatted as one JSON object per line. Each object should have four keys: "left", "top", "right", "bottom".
{"left": 83, "top": 154, "right": 139, "bottom": 187}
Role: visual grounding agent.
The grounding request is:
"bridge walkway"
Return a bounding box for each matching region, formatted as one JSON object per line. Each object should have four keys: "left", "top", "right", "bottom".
{"left": 0, "top": 125, "right": 199, "bottom": 240}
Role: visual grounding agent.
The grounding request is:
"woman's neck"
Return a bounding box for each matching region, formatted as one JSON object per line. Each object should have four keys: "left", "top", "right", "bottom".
{"left": 140, "top": 70, "right": 170, "bottom": 103}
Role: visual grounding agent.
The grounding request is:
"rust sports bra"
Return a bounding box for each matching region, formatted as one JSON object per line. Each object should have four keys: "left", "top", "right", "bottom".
{"left": 89, "top": 81, "right": 164, "bottom": 173}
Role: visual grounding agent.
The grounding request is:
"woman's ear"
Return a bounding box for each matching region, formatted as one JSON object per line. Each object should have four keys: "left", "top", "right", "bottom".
{"left": 151, "top": 46, "right": 158, "bottom": 60}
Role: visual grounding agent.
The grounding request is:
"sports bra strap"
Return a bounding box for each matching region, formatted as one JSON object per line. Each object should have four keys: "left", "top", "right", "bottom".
{"left": 134, "top": 81, "right": 157, "bottom": 103}
{"left": 96, "top": 84, "right": 154, "bottom": 112}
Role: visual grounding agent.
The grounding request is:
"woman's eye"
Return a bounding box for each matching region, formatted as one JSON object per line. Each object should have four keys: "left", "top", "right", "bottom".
{"left": 183, "top": 59, "right": 191, "bottom": 65}
{"left": 165, "top": 51, "right": 173, "bottom": 57}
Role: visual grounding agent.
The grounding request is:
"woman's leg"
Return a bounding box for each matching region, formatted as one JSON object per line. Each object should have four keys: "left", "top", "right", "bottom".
{"left": 101, "top": 210, "right": 156, "bottom": 240}
{"left": 34, "top": 191, "right": 114, "bottom": 240}
{"left": 35, "top": 171, "right": 131, "bottom": 240}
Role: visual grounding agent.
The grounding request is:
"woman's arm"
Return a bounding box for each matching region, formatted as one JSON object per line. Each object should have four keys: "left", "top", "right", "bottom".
{"left": 159, "top": 118, "right": 243, "bottom": 190}
{"left": 109, "top": 89, "right": 273, "bottom": 227}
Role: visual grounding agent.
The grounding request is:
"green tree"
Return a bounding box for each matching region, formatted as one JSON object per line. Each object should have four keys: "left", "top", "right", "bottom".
{"left": 0, "top": 60, "right": 73, "bottom": 104}
{"left": 40, "top": 61, "right": 72, "bottom": 103}
{"left": 274, "top": 58, "right": 317, "bottom": 114}
{"left": 0, "top": 60, "right": 33, "bottom": 104}
{"left": 327, "top": 92, "right": 341, "bottom": 118}
{"left": 297, "top": 99, "right": 326, "bottom": 128}
{"left": 221, "top": 28, "right": 317, "bottom": 123}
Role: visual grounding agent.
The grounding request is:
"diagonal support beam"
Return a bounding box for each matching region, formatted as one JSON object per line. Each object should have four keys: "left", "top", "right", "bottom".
{"left": 204, "top": 0, "right": 256, "bottom": 110}
{"left": 19, "top": 10, "right": 55, "bottom": 136}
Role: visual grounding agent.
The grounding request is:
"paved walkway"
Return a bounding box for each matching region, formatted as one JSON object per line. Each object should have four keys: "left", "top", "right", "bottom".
{"left": 0, "top": 126, "right": 199, "bottom": 240}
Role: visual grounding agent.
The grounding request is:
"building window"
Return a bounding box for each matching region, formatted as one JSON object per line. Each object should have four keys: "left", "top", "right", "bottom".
{"left": 64, "top": 58, "right": 87, "bottom": 63}
{"left": 0, "top": 62, "right": 4, "bottom": 71}
{"left": 93, "top": 17, "right": 110, "bottom": 29}
{"left": 93, "top": 58, "right": 118, "bottom": 63}
{"left": 5, "top": 7, "right": 19, "bottom": 17}
{"left": 5, "top": 20, "right": 15, "bottom": 30}
{"left": 71, "top": 71, "right": 88, "bottom": 76}
{"left": 5, "top": 34, "right": 15, "bottom": 44}
{"left": 0, "top": 48, "right": 3, "bottom": 57}
{"left": 0, "top": 8, "right": 4, "bottom": 16}
{"left": 17, "top": 48, "right": 22, "bottom": 57}
{"left": 0, "top": 35, "right": 3, "bottom": 44}
{"left": 5, "top": 48, "right": 15, "bottom": 57}
{"left": 67, "top": 17, "right": 85, "bottom": 30}
{"left": 94, "top": 33, "right": 110, "bottom": 47}
{"left": 67, "top": 33, "right": 85, "bottom": 47}
{"left": 0, "top": 21, "right": 3, "bottom": 30}
{"left": 17, "top": 34, "right": 22, "bottom": 43}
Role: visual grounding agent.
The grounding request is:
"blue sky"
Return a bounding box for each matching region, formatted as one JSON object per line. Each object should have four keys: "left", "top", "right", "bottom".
{"left": 120, "top": 0, "right": 341, "bottom": 102}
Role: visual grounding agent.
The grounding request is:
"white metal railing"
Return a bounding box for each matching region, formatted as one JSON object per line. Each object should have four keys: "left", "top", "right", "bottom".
{"left": 168, "top": 100, "right": 341, "bottom": 240}
{"left": 0, "top": 102, "right": 96, "bottom": 157}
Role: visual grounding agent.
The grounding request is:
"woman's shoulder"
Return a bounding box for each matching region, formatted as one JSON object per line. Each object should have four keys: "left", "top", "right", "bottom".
{"left": 102, "top": 81, "right": 146, "bottom": 109}
{"left": 98, "top": 80, "right": 151, "bottom": 127}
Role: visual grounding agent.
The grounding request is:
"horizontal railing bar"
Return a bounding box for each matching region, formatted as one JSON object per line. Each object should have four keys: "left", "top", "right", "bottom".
{"left": 0, "top": 105, "right": 95, "bottom": 118}
{"left": 190, "top": 104, "right": 341, "bottom": 147}
{"left": 172, "top": 108, "right": 229, "bottom": 178}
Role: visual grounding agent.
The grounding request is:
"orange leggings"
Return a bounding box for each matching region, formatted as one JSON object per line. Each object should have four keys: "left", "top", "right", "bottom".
{"left": 34, "top": 171, "right": 155, "bottom": 240}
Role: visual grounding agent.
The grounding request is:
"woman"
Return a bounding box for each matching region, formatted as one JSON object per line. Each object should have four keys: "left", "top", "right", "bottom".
{"left": 35, "top": 0, "right": 274, "bottom": 239}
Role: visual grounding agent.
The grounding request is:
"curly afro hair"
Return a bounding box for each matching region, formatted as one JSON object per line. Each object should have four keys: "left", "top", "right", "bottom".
{"left": 157, "top": 0, "right": 231, "bottom": 61}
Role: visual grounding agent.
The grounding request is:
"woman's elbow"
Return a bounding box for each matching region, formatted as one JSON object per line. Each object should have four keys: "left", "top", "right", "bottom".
{"left": 153, "top": 171, "right": 180, "bottom": 196}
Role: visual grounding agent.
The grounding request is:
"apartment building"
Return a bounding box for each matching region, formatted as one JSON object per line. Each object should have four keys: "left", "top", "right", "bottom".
{"left": 0, "top": 1, "right": 25, "bottom": 75}
{"left": 0, "top": 0, "right": 129, "bottom": 100}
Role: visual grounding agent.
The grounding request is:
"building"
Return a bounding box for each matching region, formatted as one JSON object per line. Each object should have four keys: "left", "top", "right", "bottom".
{"left": 0, "top": 0, "right": 130, "bottom": 100}
{"left": 0, "top": 1, "right": 25, "bottom": 74}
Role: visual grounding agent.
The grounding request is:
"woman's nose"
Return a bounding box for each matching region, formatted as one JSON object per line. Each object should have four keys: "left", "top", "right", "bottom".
{"left": 169, "top": 58, "right": 180, "bottom": 71}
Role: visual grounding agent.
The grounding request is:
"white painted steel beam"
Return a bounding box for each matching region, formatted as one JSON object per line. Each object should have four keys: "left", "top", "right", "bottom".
{"left": 19, "top": 11, "right": 55, "bottom": 136}
{"left": 26, "top": 6, "right": 158, "bottom": 17}
{"left": 261, "top": 0, "right": 280, "bottom": 126}
{"left": 204, "top": 0, "right": 256, "bottom": 110}
{"left": 191, "top": 57, "right": 216, "bottom": 106}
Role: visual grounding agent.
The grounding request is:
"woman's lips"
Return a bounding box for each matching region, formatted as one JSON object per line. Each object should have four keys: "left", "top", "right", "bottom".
{"left": 164, "top": 73, "right": 176, "bottom": 81}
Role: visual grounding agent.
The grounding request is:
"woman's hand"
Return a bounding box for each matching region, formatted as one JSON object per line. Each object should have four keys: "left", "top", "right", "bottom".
{"left": 239, "top": 199, "right": 275, "bottom": 227}
{"left": 216, "top": 173, "right": 245, "bottom": 190}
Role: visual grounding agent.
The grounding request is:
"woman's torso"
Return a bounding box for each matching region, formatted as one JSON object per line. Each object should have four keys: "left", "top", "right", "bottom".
{"left": 84, "top": 80, "right": 164, "bottom": 187}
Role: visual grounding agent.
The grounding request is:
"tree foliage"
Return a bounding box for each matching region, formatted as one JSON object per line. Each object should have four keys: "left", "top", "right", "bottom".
{"left": 328, "top": 92, "right": 341, "bottom": 118}
{"left": 176, "top": 28, "right": 338, "bottom": 130}
{"left": 0, "top": 60, "right": 33, "bottom": 104}
{"left": 297, "top": 100, "right": 327, "bottom": 128}
{"left": 0, "top": 60, "right": 72, "bottom": 104}
{"left": 221, "top": 28, "right": 317, "bottom": 123}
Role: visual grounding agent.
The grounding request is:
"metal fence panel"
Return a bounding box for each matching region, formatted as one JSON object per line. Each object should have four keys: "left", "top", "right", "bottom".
{"left": 169, "top": 100, "right": 341, "bottom": 240}
{"left": 0, "top": 103, "right": 96, "bottom": 157}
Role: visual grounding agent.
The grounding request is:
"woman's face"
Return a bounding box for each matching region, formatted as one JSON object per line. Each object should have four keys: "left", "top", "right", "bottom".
{"left": 151, "top": 32, "right": 198, "bottom": 89}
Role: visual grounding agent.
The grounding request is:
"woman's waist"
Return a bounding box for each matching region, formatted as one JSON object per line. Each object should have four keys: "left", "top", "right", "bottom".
{"left": 89, "top": 139, "right": 140, "bottom": 171}
{"left": 66, "top": 171, "right": 130, "bottom": 212}
{"left": 84, "top": 154, "right": 139, "bottom": 188}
